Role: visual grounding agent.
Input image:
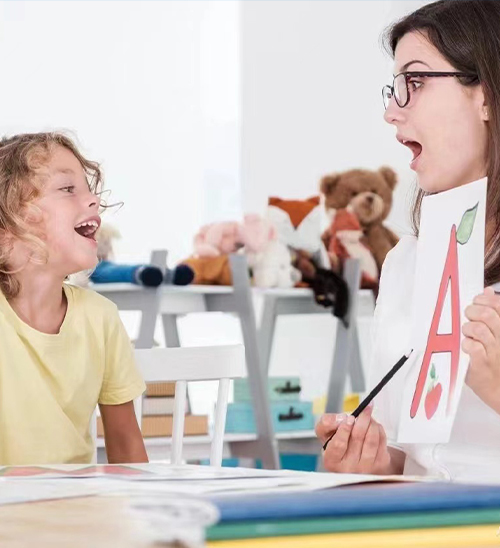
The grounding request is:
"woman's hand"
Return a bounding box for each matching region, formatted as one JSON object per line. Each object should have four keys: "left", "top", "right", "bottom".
{"left": 315, "top": 405, "right": 402, "bottom": 475}
{"left": 462, "top": 286, "right": 500, "bottom": 413}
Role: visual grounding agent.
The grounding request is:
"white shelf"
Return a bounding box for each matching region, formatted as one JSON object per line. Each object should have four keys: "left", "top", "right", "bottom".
{"left": 96, "top": 429, "right": 317, "bottom": 449}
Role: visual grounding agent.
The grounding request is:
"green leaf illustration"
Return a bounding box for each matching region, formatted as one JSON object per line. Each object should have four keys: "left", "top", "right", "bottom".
{"left": 430, "top": 364, "right": 436, "bottom": 380}
{"left": 456, "top": 202, "right": 479, "bottom": 245}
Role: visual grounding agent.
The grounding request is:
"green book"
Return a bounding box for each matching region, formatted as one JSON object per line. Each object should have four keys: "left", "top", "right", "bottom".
{"left": 207, "top": 508, "right": 500, "bottom": 541}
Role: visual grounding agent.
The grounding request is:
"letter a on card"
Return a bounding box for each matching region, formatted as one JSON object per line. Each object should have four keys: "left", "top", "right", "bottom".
{"left": 410, "top": 225, "right": 461, "bottom": 419}
{"left": 397, "top": 178, "right": 486, "bottom": 444}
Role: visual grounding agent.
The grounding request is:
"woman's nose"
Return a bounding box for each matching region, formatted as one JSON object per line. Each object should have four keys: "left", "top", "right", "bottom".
{"left": 383, "top": 97, "right": 405, "bottom": 125}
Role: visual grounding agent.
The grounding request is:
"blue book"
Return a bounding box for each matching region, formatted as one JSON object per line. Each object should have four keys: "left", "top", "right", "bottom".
{"left": 209, "top": 482, "right": 500, "bottom": 522}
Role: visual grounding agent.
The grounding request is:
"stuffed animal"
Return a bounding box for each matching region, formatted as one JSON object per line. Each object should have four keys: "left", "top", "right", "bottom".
{"left": 193, "top": 221, "right": 242, "bottom": 257}
{"left": 193, "top": 215, "right": 277, "bottom": 257}
{"left": 292, "top": 249, "right": 349, "bottom": 322}
{"left": 74, "top": 223, "right": 194, "bottom": 287}
{"left": 323, "top": 208, "right": 379, "bottom": 291}
{"left": 320, "top": 166, "right": 399, "bottom": 272}
{"left": 250, "top": 240, "right": 300, "bottom": 288}
{"left": 182, "top": 255, "right": 233, "bottom": 285}
{"left": 240, "top": 214, "right": 297, "bottom": 288}
{"left": 265, "top": 196, "right": 348, "bottom": 317}
{"left": 187, "top": 214, "right": 298, "bottom": 287}
{"left": 267, "top": 196, "right": 328, "bottom": 257}
{"left": 266, "top": 196, "right": 330, "bottom": 284}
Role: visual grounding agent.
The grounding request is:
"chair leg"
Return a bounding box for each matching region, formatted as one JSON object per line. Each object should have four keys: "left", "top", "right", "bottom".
{"left": 171, "top": 380, "right": 188, "bottom": 465}
{"left": 211, "top": 378, "right": 230, "bottom": 467}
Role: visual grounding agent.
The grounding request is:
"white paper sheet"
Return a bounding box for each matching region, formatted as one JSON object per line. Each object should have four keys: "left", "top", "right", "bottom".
{"left": 0, "top": 463, "right": 428, "bottom": 505}
{"left": 397, "top": 177, "right": 487, "bottom": 443}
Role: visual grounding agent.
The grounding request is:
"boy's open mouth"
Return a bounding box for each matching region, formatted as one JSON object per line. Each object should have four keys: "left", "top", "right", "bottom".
{"left": 74, "top": 218, "right": 100, "bottom": 241}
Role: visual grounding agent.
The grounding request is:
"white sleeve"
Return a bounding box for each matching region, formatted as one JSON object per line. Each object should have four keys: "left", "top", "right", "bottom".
{"left": 369, "top": 236, "right": 416, "bottom": 449}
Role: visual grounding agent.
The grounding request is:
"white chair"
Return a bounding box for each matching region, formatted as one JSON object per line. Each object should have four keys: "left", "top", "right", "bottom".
{"left": 134, "top": 344, "right": 245, "bottom": 467}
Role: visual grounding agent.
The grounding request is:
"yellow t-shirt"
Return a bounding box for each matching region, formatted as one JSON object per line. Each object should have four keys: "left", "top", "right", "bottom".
{"left": 0, "top": 283, "right": 146, "bottom": 465}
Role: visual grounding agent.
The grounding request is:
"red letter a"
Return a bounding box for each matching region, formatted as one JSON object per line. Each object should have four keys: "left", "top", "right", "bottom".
{"left": 410, "top": 225, "right": 461, "bottom": 419}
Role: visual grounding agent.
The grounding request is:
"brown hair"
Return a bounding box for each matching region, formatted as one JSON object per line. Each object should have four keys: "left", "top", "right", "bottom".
{"left": 384, "top": 0, "right": 500, "bottom": 285}
{"left": 0, "top": 132, "right": 103, "bottom": 298}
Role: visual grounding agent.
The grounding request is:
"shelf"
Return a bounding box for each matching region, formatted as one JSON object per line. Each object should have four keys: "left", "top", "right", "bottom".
{"left": 96, "top": 429, "right": 317, "bottom": 449}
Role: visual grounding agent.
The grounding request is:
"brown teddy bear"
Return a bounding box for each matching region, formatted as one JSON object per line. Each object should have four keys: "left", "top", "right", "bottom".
{"left": 320, "top": 167, "right": 399, "bottom": 273}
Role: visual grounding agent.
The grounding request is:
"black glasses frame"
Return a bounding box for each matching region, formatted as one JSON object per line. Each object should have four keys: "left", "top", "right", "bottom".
{"left": 382, "top": 71, "right": 477, "bottom": 110}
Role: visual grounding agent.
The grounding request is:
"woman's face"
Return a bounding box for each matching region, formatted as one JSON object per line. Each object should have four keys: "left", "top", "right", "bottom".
{"left": 384, "top": 31, "right": 489, "bottom": 193}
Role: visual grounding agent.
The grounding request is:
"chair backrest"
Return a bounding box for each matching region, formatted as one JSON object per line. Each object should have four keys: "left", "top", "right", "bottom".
{"left": 134, "top": 344, "right": 245, "bottom": 467}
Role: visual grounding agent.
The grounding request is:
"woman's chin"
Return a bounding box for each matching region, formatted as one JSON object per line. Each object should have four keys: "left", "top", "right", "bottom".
{"left": 417, "top": 174, "right": 455, "bottom": 195}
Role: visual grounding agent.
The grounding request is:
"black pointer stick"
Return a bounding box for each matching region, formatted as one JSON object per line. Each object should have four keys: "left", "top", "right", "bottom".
{"left": 322, "top": 350, "right": 414, "bottom": 451}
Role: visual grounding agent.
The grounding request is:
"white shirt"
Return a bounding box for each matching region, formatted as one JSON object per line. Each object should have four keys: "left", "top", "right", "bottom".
{"left": 371, "top": 235, "right": 500, "bottom": 483}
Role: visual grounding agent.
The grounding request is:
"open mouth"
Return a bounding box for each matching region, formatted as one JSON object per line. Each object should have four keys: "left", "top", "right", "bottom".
{"left": 398, "top": 136, "right": 423, "bottom": 167}
{"left": 74, "top": 218, "right": 100, "bottom": 241}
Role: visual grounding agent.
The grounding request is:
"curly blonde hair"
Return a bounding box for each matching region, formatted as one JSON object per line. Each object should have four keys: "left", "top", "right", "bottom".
{"left": 0, "top": 132, "right": 103, "bottom": 299}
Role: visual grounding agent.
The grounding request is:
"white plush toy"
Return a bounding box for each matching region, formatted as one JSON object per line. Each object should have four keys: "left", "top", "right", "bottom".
{"left": 248, "top": 239, "right": 301, "bottom": 289}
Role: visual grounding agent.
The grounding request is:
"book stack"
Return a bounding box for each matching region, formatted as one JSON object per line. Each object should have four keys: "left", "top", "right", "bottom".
{"left": 97, "top": 381, "right": 209, "bottom": 438}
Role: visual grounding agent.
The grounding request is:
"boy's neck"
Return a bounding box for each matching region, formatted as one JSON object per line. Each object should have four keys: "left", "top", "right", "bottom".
{"left": 8, "top": 271, "right": 68, "bottom": 335}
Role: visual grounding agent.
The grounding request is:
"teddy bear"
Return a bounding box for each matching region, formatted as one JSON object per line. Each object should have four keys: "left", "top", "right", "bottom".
{"left": 319, "top": 166, "right": 399, "bottom": 273}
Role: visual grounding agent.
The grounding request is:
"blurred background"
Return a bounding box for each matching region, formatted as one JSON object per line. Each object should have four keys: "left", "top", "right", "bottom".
{"left": 0, "top": 0, "right": 428, "bottom": 263}
{"left": 0, "top": 0, "right": 430, "bottom": 410}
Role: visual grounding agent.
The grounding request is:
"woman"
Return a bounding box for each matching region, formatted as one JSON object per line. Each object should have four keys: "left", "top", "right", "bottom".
{"left": 316, "top": 0, "right": 500, "bottom": 482}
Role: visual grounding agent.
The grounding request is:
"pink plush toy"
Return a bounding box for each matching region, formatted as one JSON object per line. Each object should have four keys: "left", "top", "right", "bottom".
{"left": 191, "top": 215, "right": 298, "bottom": 288}
{"left": 193, "top": 215, "right": 276, "bottom": 257}
{"left": 193, "top": 221, "right": 242, "bottom": 257}
{"left": 240, "top": 214, "right": 300, "bottom": 288}
{"left": 238, "top": 214, "right": 277, "bottom": 253}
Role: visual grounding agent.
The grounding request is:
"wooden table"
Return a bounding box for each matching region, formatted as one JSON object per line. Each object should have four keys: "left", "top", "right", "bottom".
{"left": 0, "top": 496, "right": 156, "bottom": 548}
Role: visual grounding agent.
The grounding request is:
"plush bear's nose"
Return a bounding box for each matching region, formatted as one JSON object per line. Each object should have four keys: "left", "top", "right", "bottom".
{"left": 366, "top": 195, "right": 374, "bottom": 204}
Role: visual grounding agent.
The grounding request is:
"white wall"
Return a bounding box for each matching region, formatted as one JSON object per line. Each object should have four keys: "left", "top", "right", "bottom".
{"left": 0, "top": 0, "right": 427, "bottom": 257}
{"left": 0, "top": 0, "right": 240, "bottom": 265}
{"left": 240, "top": 0, "right": 428, "bottom": 237}
{"left": 237, "top": 0, "right": 430, "bottom": 401}
{"left": 0, "top": 1, "right": 431, "bottom": 410}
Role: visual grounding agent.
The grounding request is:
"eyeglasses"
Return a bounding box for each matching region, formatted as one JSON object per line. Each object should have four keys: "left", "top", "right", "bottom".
{"left": 382, "top": 71, "right": 477, "bottom": 110}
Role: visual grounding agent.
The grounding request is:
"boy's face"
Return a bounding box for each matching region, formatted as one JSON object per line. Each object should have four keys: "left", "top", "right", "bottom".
{"left": 31, "top": 145, "right": 101, "bottom": 276}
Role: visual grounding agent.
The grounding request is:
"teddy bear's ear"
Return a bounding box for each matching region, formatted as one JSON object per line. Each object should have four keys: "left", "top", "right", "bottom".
{"left": 378, "top": 166, "right": 398, "bottom": 189}
{"left": 320, "top": 174, "right": 341, "bottom": 195}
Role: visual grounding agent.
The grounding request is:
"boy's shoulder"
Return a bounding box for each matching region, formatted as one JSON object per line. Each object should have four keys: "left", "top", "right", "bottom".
{"left": 64, "top": 283, "right": 119, "bottom": 318}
